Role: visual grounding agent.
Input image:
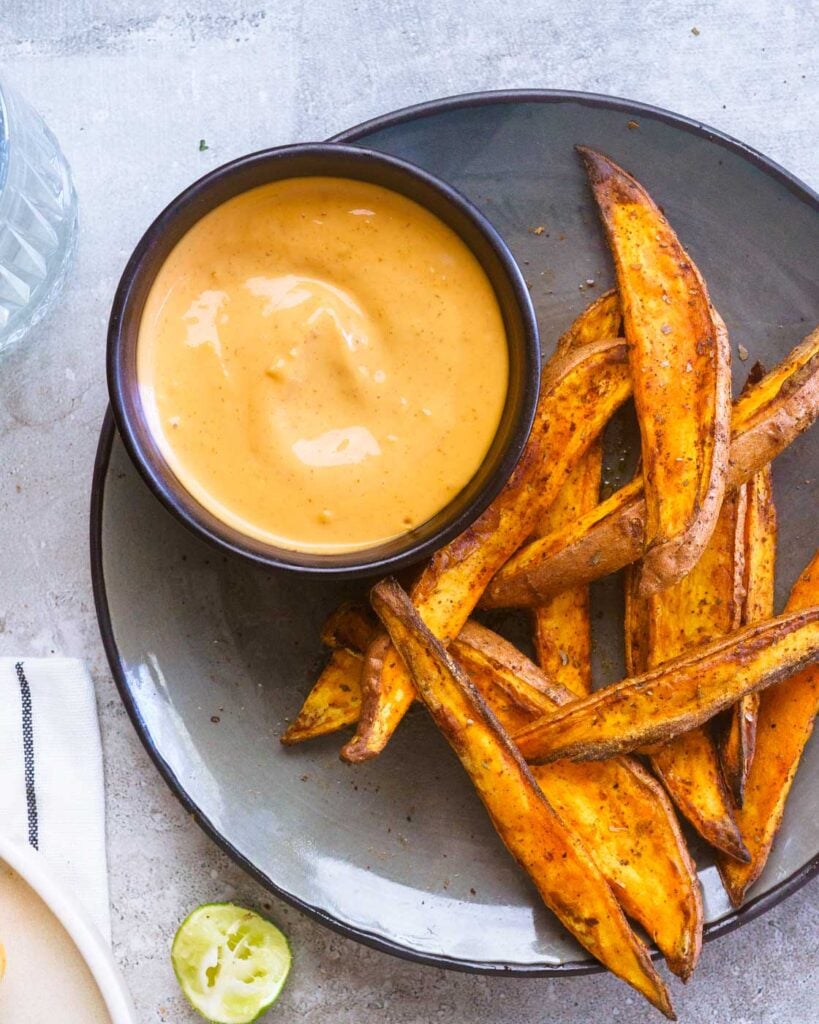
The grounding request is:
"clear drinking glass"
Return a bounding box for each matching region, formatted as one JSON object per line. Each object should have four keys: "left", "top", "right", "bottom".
{"left": 0, "top": 77, "right": 78, "bottom": 353}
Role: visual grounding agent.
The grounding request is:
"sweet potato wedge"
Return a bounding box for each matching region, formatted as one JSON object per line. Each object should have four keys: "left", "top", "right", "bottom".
{"left": 297, "top": 605, "right": 572, "bottom": 735}
{"left": 455, "top": 623, "right": 702, "bottom": 979}
{"left": 533, "top": 758, "right": 700, "bottom": 981}
{"left": 515, "top": 608, "right": 819, "bottom": 764}
{"left": 320, "top": 601, "right": 378, "bottom": 655}
{"left": 280, "top": 649, "right": 362, "bottom": 744}
{"left": 720, "top": 460, "right": 777, "bottom": 805}
{"left": 531, "top": 457, "right": 600, "bottom": 696}
{"left": 466, "top": 664, "right": 541, "bottom": 734}
{"left": 555, "top": 288, "right": 622, "bottom": 356}
{"left": 483, "top": 326, "right": 819, "bottom": 608}
{"left": 341, "top": 336, "right": 632, "bottom": 762}
{"left": 371, "top": 578, "right": 674, "bottom": 1018}
{"left": 533, "top": 294, "right": 618, "bottom": 694}
{"left": 650, "top": 731, "right": 747, "bottom": 862}
{"left": 578, "top": 146, "right": 732, "bottom": 594}
{"left": 454, "top": 622, "right": 570, "bottom": 711}
{"left": 624, "top": 489, "right": 750, "bottom": 861}
{"left": 298, "top": 606, "right": 703, "bottom": 978}
{"left": 626, "top": 563, "right": 747, "bottom": 862}
{"left": 718, "top": 551, "right": 819, "bottom": 906}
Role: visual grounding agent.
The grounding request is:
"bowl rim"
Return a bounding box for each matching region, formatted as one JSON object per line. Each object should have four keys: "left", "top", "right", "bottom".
{"left": 0, "top": 834, "right": 138, "bottom": 1023}
{"left": 93, "top": 88, "right": 819, "bottom": 977}
{"left": 107, "top": 140, "right": 541, "bottom": 578}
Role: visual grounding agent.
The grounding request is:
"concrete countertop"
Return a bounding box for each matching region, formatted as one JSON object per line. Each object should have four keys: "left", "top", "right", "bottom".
{"left": 1, "top": 2, "right": 816, "bottom": 1021}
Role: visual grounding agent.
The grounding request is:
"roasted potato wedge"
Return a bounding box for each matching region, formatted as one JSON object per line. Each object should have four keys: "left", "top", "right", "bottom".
{"left": 533, "top": 294, "right": 617, "bottom": 694}
{"left": 625, "top": 564, "right": 748, "bottom": 860}
{"left": 555, "top": 288, "right": 622, "bottom": 356}
{"left": 302, "top": 605, "right": 573, "bottom": 727}
{"left": 371, "top": 578, "right": 674, "bottom": 1018}
{"left": 466, "top": 665, "right": 541, "bottom": 734}
{"left": 640, "top": 485, "right": 748, "bottom": 655}
{"left": 718, "top": 551, "right": 819, "bottom": 906}
{"left": 650, "top": 732, "right": 748, "bottom": 862}
{"left": 625, "top": 489, "right": 750, "bottom": 861}
{"left": 579, "top": 146, "right": 732, "bottom": 594}
{"left": 483, "top": 327, "right": 819, "bottom": 609}
{"left": 454, "top": 622, "right": 571, "bottom": 711}
{"left": 455, "top": 623, "right": 702, "bottom": 979}
{"left": 515, "top": 608, "right": 819, "bottom": 764}
{"left": 341, "top": 337, "right": 632, "bottom": 762}
{"left": 533, "top": 758, "right": 700, "bottom": 982}
{"left": 309, "top": 607, "right": 702, "bottom": 979}
{"left": 320, "top": 601, "right": 378, "bottom": 655}
{"left": 532, "top": 472, "right": 599, "bottom": 696}
{"left": 721, "top": 460, "right": 777, "bottom": 805}
{"left": 280, "top": 649, "right": 362, "bottom": 745}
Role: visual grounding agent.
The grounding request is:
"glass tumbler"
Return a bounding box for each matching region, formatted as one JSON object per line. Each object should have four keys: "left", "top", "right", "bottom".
{"left": 0, "top": 77, "right": 78, "bottom": 353}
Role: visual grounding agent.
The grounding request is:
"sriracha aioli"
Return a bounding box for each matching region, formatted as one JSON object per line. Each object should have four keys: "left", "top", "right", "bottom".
{"left": 138, "top": 177, "right": 508, "bottom": 552}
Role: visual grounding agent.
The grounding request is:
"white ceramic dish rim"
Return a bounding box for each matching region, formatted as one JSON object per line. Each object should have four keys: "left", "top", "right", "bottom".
{"left": 0, "top": 833, "right": 138, "bottom": 1024}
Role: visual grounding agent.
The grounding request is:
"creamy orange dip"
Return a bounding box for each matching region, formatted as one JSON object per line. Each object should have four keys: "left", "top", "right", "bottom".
{"left": 138, "top": 176, "right": 509, "bottom": 552}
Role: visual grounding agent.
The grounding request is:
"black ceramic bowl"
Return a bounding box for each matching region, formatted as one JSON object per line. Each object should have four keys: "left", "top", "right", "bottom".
{"left": 107, "top": 143, "right": 540, "bottom": 577}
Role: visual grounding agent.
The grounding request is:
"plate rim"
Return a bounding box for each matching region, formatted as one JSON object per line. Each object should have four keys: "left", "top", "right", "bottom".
{"left": 90, "top": 88, "right": 819, "bottom": 976}
{"left": 0, "top": 833, "right": 138, "bottom": 1023}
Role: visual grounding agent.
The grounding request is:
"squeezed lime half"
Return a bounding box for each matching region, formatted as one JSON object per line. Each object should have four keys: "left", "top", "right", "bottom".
{"left": 171, "top": 903, "right": 291, "bottom": 1023}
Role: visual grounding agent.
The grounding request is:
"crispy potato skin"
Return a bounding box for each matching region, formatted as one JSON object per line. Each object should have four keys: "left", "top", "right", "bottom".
{"left": 280, "top": 648, "right": 362, "bottom": 744}
{"left": 341, "top": 338, "right": 632, "bottom": 762}
{"left": 579, "top": 147, "right": 732, "bottom": 594}
{"left": 485, "top": 478, "right": 646, "bottom": 608}
{"left": 454, "top": 622, "right": 702, "bottom": 980}
{"left": 718, "top": 552, "right": 819, "bottom": 907}
{"left": 721, "top": 463, "right": 777, "bottom": 805}
{"left": 624, "top": 490, "right": 750, "bottom": 862}
{"left": 371, "top": 579, "right": 674, "bottom": 1018}
{"left": 729, "top": 342, "right": 819, "bottom": 477}
{"left": 483, "top": 328, "right": 819, "bottom": 608}
{"left": 515, "top": 609, "right": 819, "bottom": 763}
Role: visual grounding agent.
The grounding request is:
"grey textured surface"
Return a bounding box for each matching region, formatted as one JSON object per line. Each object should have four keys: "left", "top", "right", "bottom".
{"left": 0, "top": 2, "right": 816, "bottom": 1022}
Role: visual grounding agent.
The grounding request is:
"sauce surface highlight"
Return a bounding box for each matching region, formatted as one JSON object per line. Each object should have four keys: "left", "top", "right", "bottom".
{"left": 138, "top": 177, "right": 509, "bottom": 552}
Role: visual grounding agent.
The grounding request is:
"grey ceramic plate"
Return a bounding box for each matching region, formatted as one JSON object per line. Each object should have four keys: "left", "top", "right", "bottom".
{"left": 92, "top": 91, "right": 818, "bottom": 973}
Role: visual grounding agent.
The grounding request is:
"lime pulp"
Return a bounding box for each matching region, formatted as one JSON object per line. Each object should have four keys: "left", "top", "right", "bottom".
{"left": 171, "top": 903, "right": 291, "bottom": 1023}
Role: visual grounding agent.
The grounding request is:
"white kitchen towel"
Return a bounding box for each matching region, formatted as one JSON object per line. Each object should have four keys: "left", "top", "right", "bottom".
{"left": 0, "top": 658, "right": 110, "bottom": 941}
